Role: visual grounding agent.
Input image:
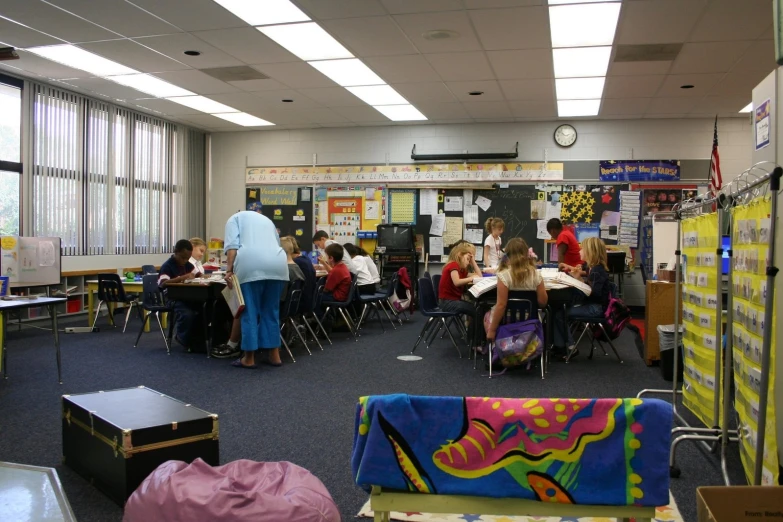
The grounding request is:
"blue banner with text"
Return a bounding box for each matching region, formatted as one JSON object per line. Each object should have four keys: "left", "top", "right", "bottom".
{"left": 599, "top": 160, "right": 680, "bottom": 182}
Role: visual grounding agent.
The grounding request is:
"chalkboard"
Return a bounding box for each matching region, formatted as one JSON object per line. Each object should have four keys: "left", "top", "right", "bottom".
{"left": 246, "top": 186, "right": 314, "bottom": 251}
{"left": 474, "top": 186, "right": 541, "bottom": 255}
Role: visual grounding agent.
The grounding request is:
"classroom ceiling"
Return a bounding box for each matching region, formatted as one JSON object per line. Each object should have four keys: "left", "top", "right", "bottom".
{"left": 0, "top": 0, "right": 774, "bottom": 132}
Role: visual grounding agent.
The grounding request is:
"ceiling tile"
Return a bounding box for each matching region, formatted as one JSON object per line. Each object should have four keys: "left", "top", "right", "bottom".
{"left": 294, "top": 0, "right": 387, "bottom": 19}
{"left": 63, "top": 77, "right": 149, "bottom": 100}
{"left": 133, "top": 33, "right": 244, "bottom": 69}
{"left": 656, "top": 74, "right": 724, "bottom": 97}
{"left": 296, "top": 87, "right": 366, "bottom": 107}
{"left": 689, "top": 0, "right": 772, "bottom": 42}
{"left": 601, "top": 98, "right": 652, "bottom": 116}
{"left": 393, "top": 11, "right": 482, "bottom": 53}
{"left": 616, "top": 0, "right": 706, "bottom": 45}
{"left": 411, "top": 102, "right": 469, "bottom": 119}
{"left": 508, "top": 99, "right": 556, "bottom": 119}
{"left": 253, "top": 62, "right": 338, "bottom": 89}
{"left": 693, "top": 96, "right": 753, "bottom": 115}
{"left": 731, "top": 40, "right": 776, "bottom": 73}
{"left": 10, "top": 49, "right": 93, "bottom": 79}
{"left": 133, "top": 98, "right": 202, "bottom": 115}
{"left": 0, "top": 17, "right": 62, "bottom": 48}
{"left": 709, "top": 70, "right": 768, "bottom": 98}
{"left": 425, "top": 52, "right": 495, "bottom": 81}
{"left": 300, "top": 108, "right": 350, "bottom": 124}
{"left": 79, "top": 40, "right": 189, "bottom": 73}
{"left": 227, "top": 78, "right": 289, "bottom": 92}
{"left": 487, "top": 50, "right": 553, "bottom": 79}
{"left": 608, "top": 61, "right": 673, "bottom": 76}
{"left": 178, "top": 113, "right": 238, "bottom": 128}
{"left": 446, "top": 80, "right": 504, "bottom": 101}
{"left": 322, "top": 16, "right": 417, "bottom": 57}
{"left": 670, "top": 42, "right": 754, "bottom": 74}
{"left": 464, "top": 0, "right": 542, "bottom": 7}
{"left": 153, "top": 70, "right": 240, "bottom": 95}
{"left": 205, "top": 92, "right": 272, "bottom": 113}
{"left": 469, "top": 7, "right": 550, "bottom": 50}
{"left": 499, "top": 79, "right": 554, "bottom": 101}
{"left": 46, "top": 0, "right": 180, "bottom": 38}
{"left": 461, "top": 101, "right": 511, "bottom": 119}
{"left": 391, "top": 82, "right": 456, "bottom": 103}
{"left": 0, "top": 0, "right": 118, "bottom": 42}
{"left": 191, "top": 28, "right": 299, "bottom": 65}
{"left": 645, "top": 97, "right": 699, "bottom": 114}
{"left": 243, "top": 109, "right": 312, "bottom": 125}
{"left": 363, "top": 55, "right": 441, "bottom": 83}
{"left": 381, "top": 0, "right": 464, "bottom": 14}
{"left": 248, "top": 90, "right": 322, "bottom": 109}
{"left": 603, "top": 75, "right": 664, "bottom": 98}
{"left": 125, "top": 0, "right": 246, "bottom": 31}
{"left": 332, "top": 105, "right": 389, "bottom": 122}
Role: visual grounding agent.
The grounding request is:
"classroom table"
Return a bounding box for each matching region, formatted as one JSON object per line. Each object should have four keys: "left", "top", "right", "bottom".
{"left": 0, "top": 297, "right": 66, "bottom": 383}
{"left": 85, "top": 280, "right": 166, "bottom": 333}
{"left": 164, "top": 282, "right": 225, "bottom": 356}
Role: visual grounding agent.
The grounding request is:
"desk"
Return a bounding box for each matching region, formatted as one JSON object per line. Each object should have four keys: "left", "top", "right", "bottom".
{"left": 164, "top": 282, "right": 224, "bottom": 355}
{"left": 86, "top": 280, "right": 167, "bottom": 333}
{"left": 0, "top": 297, "right": 66, "bottom": 383}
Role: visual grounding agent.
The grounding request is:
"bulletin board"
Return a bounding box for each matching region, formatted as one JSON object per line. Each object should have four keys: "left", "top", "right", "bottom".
{"left": 245, "top": 186, "right": 314, "bottom": 251}
{"left": 315, "top": 186, "right": 386, "bottom": 253}
{"left": 0, "top": 236, "right": 62, "bottom": 286}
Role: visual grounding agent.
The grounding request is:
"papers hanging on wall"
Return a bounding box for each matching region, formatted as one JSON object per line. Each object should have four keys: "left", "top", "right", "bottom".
{"left": 530, "top": 200, "right": 546, "bottom": 219}
{"left": 420, "top": 189, "right": 438, "bottom": 216}
{"left": 475, "top": 195, "right": 492, "bottom": 211}
{"left": 444, "top": 196, "right": 463, "bottom": 211}
{"left": 536, "top": 220, "right": 551, "bottom": 240}
{"left": 545, "top": 202, "right": 562, "bottom": 220}
{"left": 464, "top": 205, "right": 479, "bottom": 225}
{"left": 464, "top": 227, "right": 483, "bottom": 245}
{"left": 365, "top": 200, "right": 379, "bottom": 220}
{"left": 429, "top": 237, "right": 443, "bottom": 257}
{"left": 430, "top": 213, "right": 446, "bottom": 236}
{"left": 618, "top": 191, "right": 641, "bottom": 247}
{"left": 443, "top": 216, "right": 464, "bottom": 247}
{"left": 463, "top": 189, "right": 473, "bottom": 207}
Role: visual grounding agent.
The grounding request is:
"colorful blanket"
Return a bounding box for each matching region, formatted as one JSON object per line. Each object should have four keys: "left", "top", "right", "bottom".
{"left": 352, "top": 395, "right": 672, "bottom": 507}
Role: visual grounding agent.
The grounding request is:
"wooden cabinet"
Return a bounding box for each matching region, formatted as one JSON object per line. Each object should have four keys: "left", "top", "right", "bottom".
{"left": 644, "top": 281, "right": 681, "bottom": 365}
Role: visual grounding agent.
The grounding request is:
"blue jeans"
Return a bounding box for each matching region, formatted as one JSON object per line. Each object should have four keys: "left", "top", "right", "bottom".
{"left": 240, "top": 280, "right": 285, "bottom": 351}
{"left": 552, "top": 303, "right": 604, "bottom": 347}
{"left": 439, "top": 298, "right": 479, "bottom": 345}
{"left": 170, "top": 300, "right": 198, "bottom": 345}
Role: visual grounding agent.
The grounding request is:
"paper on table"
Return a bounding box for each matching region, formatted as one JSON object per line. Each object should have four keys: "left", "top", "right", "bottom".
{"left": 464, "top": 227, "right": 483, "bottom": 245}
{"left": 443, "top": 216, "right": 463, "bottom": 247}
{"left": 365, "top": 200, "right": 379, "bottom": 220}
{"left": 464, "top": 205, "right": 479, "bottom": 224}
{"left": 444, "top": 196, "right": 463, "bottom": 211}
{"left": 429, "top": 237, "right": 443, "bottom": 256}
{"left": 545, "top": 202, "right": 562, "bottom": 220}
{"left": 475, "top": 195, "right": 492, "bottom": 211}
{"left": 430, "top": 213, "right": 446, "bottom": 236}
{"left": 463, "top": 189, "right": 473, "bottom": 206}
{"left": 420, "top": 189, "right": 438, "bottom": 216}
{"left": 38, "top": 241, "right": 55, "bottom": 267}
{"left": 536, "top": 220, "right": 551, "bottom": 240}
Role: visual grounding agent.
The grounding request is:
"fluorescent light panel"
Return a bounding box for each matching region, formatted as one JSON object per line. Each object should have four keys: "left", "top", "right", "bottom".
{"left": 213, "top": 112, "right": 274, "bottom": 126}
{"left": 558, "top": 99, "right": 601, "bottom": 117}
{"left": 346, "top": 85, "right": 408, "bottom": 105}
{"left": 739, "top": 102, "right": 753, "bottom": 113}
{"left": 166, "top": 95, "right": 238, "bottom": 114}
{"left": 309, "top": 59, "right": 384, "bottom": 87}
{"left": 213, "top": 0, "right": 309, "bottom": 26}
{"left": 26, "top": 44, "right": 138, "bottom": 77}
{"left": 549, "top": 3, "right": 621, "bottom": 48}
{"left": 556, "top": 77, "right": 606, "bottom": 100}
{"left": 373, "top": 104, "right": 427, "bottom": 121}
{"left": 552, "top": 46, "right": 611, "bottom": 78}
{"left": 108, "top": 74, "right": 195, "bottom": 98}
{"left": 258, "top": 23, "right": 353, "bottom": 61}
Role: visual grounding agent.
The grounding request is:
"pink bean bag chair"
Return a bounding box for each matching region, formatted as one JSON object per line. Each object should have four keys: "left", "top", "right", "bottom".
{"left": 123, "top": 459, "right": 340, "bottom": 522}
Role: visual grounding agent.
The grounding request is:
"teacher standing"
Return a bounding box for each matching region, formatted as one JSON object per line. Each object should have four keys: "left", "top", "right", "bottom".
{"left": 224, "top": 202, "right": 288, "bottom": 369}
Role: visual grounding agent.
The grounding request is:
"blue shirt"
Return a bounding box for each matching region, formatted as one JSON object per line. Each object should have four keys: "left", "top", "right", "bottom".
{"left": 224, "top": 211, "right": 288, "bottom": 284}
{"left": 158, "top": 256, "right": 194, "bottom": 289}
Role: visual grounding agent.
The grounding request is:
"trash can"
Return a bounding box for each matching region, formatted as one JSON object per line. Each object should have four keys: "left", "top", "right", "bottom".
{"left": 658, "top": 324, "right": 684, "bottom": 382}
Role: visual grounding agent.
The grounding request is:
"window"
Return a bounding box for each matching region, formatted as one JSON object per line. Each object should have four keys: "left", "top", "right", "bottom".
{"left": 0, "top": 76, "right": 22, "bottom": 236}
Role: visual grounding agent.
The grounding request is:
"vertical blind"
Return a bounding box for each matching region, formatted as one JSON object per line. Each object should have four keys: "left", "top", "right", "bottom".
{"left": 29, "top": 82, "right": 206, "bottom": 255}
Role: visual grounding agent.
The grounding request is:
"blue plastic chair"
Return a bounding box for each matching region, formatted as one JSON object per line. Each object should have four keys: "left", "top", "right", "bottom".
{"left": 411, "top": 277, "right": 463, "bottom": 358}
{"left": 279, "top": 279, "right": 310, "bottom": 362}
{"left": 321, "top": 273, "right": 360, "bottom": 341}
{"left": 133, "top": 274, "right": 174, "bottom": 354}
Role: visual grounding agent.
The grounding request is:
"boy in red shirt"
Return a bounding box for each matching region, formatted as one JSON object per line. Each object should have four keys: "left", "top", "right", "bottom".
{"left": 322, "top": 243, "right": 351, "bottom": 302}
{"left": 547, "top": 218, "right": 582, "bottom": 268}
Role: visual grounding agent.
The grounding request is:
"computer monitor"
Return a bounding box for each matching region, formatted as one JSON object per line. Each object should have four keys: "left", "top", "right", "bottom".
{"left": 377, "top": 224, "right": 414, "bottom": 251}
{"left": 722, "top": 235, "right": 730, "bottom": 275}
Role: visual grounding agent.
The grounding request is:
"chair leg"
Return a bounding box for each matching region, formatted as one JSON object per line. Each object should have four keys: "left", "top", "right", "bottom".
{"left": 91, "top": 300, "right": 104, "bottom": 329}
{"left": 310, "top": 312, "right": 332, "bottom": 345}
{"left": 338, "top": 308, "right": 359, "bottom": 341}
{"left": 356, "top": 303, "right": 370, "bottom": 330}
{"left": 411, "top": 317, "right": 435, "bottom": 354}
{"left": 378, "top": 301, "right": 397, "bottom": 330}
{"left": 133, "top": 312, "right": 151, "bottom": 348}
{"left": 425, "top": 320, "right": 443, "bottom": 346}
{"left": 154, "top": 312, "right": 170, "bottom": 355}
{"left": 123, "top": 302, "right": 133, "bottom": 333}
{"left": 372, "top": 303, "right": 385, "bottom": 333}
{"left": 289, "top": 317, "right": 311, "bottom": 355}
{"left": 300, "top": 315, "right": 323, "bottom": 350}
{"left": 280, "top": 333, "right": 296, "bottom": 362}
{"left": 597, "top": 323, "right": 624, "bottom": 363}
{"left": 488, "top": 341, "right": 493, "bottom": 378}
{"left": 441, "top": 318, "right": 462, "bottom": 358}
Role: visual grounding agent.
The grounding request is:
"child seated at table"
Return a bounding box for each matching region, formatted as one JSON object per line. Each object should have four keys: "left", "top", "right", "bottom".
{"left": 189, "top": 237, "right": 207, "bottom": 275}
{"left": 343, "top": 244, "right": 380, "bottom": 295}
{"left": 158, "top": 239, "right": 203, "bottom": 350}
{"left": 439, "top": 242, "right": 483, "bottom": 348}
{"left": 552, "top": 237, "right": 612, "bottom": 359}
{"left": 485, "top": 238, "right": 548, "bottom": 342}
{"left": 321, "top": 244, "right": 351, "bottom": 303}
{"left": 285, "top": 236, "right": 317, "bottom": 314}
{"left": 280, "top": 237, "right": 305, "bottom": 301}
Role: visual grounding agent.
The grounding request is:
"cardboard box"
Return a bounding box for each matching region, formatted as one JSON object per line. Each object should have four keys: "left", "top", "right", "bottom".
{"left": 697, "top": 486, "right": 783, "bottom": 522}
{"left": 657, "top": 269, "right": 677, "bottom": 282}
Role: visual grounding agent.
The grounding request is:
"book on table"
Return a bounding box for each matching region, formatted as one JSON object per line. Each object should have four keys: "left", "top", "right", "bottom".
{"left": 221, "top": 275, "right": 245, "bottom": 317}
{"left": 468, "top": 276, "right": 498, "bottom": 298}
{"left": 541, "top": 271, "right": 592, "bottom": 296}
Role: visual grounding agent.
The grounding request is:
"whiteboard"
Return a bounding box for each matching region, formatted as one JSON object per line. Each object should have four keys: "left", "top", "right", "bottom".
{"left": 1, "top": 236, "right": 62, "bottom": 286}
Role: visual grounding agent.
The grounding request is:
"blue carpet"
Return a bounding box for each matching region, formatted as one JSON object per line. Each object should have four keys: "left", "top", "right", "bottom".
{"left": 0, "top": 313, "right": 745, "bottom": 522}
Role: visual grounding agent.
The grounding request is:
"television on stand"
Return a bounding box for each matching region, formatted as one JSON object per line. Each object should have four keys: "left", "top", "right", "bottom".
{"left": 376, "top": 224, "right": 415, "bottom": 252}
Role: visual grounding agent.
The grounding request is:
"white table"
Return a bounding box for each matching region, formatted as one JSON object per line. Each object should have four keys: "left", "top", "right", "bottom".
{"left": 0, "top": 297, "right": 66, "bottom": 384}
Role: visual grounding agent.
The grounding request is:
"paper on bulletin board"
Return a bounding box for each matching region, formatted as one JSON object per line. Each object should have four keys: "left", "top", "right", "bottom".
{"left": 429, "top": 237, "right": 443, "bottom": 256}
{"left": 464, "top": 205, "right": 479, "bottom": 224}
{"left": 390, "top": 191, "right": 416, "bottom": 223}
{"left": 475, "top": 195, "right": 492, "bottom": 211}
{"left": 430, "top": 213, "right": 446, "bottom": 236}
{"left": 536, "top": 220, "right": 551, "bottom": 240}
{"left": 365, "top": 187, "right": 376, "bottom": 199}
{"left": 463, "top": 189, "right": 473, "bottom": 206}
{"left": 545, "top": 202, "right": 562, "bottom": 220}
{"left": 38, "top": 241, "right": 55, "bottom": 267}
{"left": 443, "top": 217, "right": 463, "bottom": 247}
{"left": 365, "top": 200, "right": 379, "bottom": 220}
{"left": 421, "top": 189, "right": 438, "bottom": 216}
{"left": 444, "top": 196, "right": 463, "bottom": 211}
{"left": 474, "top": 247, "right": 483, "bottom": 262}
{"left": 464, "top": 227, "right": 483, "bottom": 245}
{"left": 530, "top": 200, "right": 546, "bottom": 219}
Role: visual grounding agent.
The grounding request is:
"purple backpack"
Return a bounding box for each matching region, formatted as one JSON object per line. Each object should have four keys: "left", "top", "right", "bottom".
{"left": 484, "top": 312, "right": 544, "bottom": 371}
{"left": 593, "top": 292, "right": 631, "bottom": 340}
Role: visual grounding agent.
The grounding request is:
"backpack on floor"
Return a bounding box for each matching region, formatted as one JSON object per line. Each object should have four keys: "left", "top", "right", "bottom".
{"left": 593, "top": 293, "right": 631, "bottom": 341}
{"left": 484, "top": 311, "right": 544, "bottom": 372}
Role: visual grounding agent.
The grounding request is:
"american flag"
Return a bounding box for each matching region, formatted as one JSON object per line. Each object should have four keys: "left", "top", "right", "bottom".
{"left": 709, "top": 116, "right": 722, "bottom": 196}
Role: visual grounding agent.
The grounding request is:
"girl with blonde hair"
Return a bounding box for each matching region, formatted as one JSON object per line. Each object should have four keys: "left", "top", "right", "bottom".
{"left": 483, "top": 217, "right": 505, "bottom": 272}
{"left": 188, "top": 237, "right": 207, "bottom": 275}
{"left": 438, "top": 241, "right": 483, "bottom": 345}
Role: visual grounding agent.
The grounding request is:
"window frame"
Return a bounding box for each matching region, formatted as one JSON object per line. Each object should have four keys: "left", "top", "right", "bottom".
{"left": 0, "top": 73, "right": 24, "bottom": 238}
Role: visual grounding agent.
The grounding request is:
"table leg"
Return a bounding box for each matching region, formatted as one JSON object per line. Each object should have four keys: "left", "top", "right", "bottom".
{"left": 87, "top": 286, "right": 94, "bottom": 327}
{"left": 203, "top": 302, "right": 210, "bottom": 358}
{"left": 50, "top": 304, "right": 62, "bottom": 384}
{"left": 1, "top": 311, "right": 6, "bottom": 379}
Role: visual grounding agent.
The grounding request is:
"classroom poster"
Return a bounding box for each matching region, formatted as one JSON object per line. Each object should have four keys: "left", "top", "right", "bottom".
{"left": 755, "top": 99, "right": 771, "bottom": 151}
{"left": 599, "top": 160, "right": 680, "bottom": 182}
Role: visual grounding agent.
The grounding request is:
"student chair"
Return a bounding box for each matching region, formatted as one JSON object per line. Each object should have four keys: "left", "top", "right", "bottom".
{"left": 133, "top": 274, "right": 174, "bottom": 354}
{"left": 485, "top": 290, "right": 547, "bottom": 379}
{"left": 411, "top": 277, "right": 464, "bottom": 358}
{"left": 92, "top": 273, "right": 140, "bottom": 332}
{"left": 292, "top": 280, "right": 325, "bottom": 352}
{"left": 355, "top": 283, "right": 395, "bottom": 332}
{"left": 431, "top": 274, "right": 441, "bottom": 300}
{"left": 279, "top": 279, "right": 309, "bottom": 362}
{"left": 320, "top": 274, "right": 360, "bottom": 341}
{"left": 304, "top": 279, "right": 332, "bottom": 345}
{"left": 141, "top": 264, "right": 157, "bottom": 275}
{"left": 606, "top": 251, "right": 627, "bottom": 297}
{"left": 566, "top": 282, "right": 623, "bottom": 364}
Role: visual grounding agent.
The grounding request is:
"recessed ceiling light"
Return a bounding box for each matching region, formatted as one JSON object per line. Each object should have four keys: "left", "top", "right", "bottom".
{"left": 558, "top": 99, "right": 601, "bottom": 117}
{"left": 373, "top": 104, "right": 427, "bottom": 121}
{"left": 680, "top": 84, "right": 695, "bottom": 89}
{"left": 346, "top": 85, "right": 408, "bottom": 106}
{"left": 552, "top": 46, "right": 611, "bottom": 78}
{"left": 422, "top": 29, "right": 460, "bottom": 40}
{"left": 555, "top": 77, "right": 606, "bottom": 100}
{"left": 214, "top": 0, "right": 310, "bottom": 26}
{"left": 549, "top": 3, "right": 621, "bottom": 48}
{"left": 309, "top": 58, "right": 384, "bottom": 87}
{"left": 25, "top": 44, "right": 138, "bottom": 77}
{"left": 739, "top": 102, "right": 753, "bottom": 113}
{"left": 212, "top": 112, "right": 275, "bottom": 126}
{"left": 107, "top": 74, "right": 195, "bottom": 98}
{"left": 468, "top": 91, "right": 484, "bottom": 96}
{"left": 282, "top": 99, "right": 294, "bottom": 103}
{"left": 165, "top": 95, "right": 238, "bottom": 113}
{"left": 183, "top": 50, "right": 201, "bottom": 56}
{"left": 258, "top": 22, "right": 353, "bottom": 61}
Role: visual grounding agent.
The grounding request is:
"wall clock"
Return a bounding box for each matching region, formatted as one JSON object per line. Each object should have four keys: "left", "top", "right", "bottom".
{"left": 554, "top": 124, "right": 577, "bottom": 147}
